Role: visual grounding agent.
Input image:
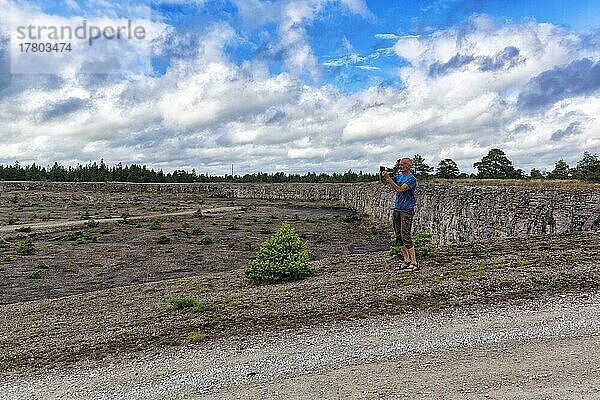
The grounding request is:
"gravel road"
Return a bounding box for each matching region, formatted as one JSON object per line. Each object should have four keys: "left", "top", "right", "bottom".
{"left": 2, "top": 292, "right": 599, "bottom": 400}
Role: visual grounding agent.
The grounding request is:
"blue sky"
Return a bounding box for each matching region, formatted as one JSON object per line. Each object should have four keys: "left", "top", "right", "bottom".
{"left": 0, "top": 0, "right": 599, "bottom": 175}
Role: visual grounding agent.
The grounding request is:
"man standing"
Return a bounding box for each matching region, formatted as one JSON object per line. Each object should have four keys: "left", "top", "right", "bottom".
{"left": 381, "top": 157, "right": 419, "bottom": 271}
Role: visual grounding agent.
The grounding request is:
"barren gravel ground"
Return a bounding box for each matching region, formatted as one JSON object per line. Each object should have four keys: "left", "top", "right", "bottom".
{"left": 1, "top": 292, "right": 599, "bottom": 399}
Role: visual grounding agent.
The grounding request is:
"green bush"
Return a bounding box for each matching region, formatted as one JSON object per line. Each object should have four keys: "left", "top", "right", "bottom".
{"left": 148, "top": 221, "right": 163, "bottom": 230}
{"left": 389, "top": 231, "right": 434, "bottom": 260}
{"left": 244, "top": 222, "right": 314, "bottom": 284}
{"left": 67, "top": 230, "right": 98, "bottom": 245}
{"left": 157, "top": 234, "right": 171, "bottom": 244}
{"left": 198, "top": 235, "right": 213, "bottom": 245}
{"left": 191, "top": 226, "right": 204, "bottom": 235}
{"left": 413, "top": 231, "right": 434, "bottom": 259}
{"left": 16, "top": 238, "right": 37, "bottom": 255}
{"left": 28, "top": 270, "right": 41, "bottom": 279}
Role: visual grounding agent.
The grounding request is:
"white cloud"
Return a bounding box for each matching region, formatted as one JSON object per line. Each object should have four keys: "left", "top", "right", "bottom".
{"left": 0, "top": 5, "right": 598, "bottom": 175}
{"left": 374, "top": 33, "right": 400, "bottom": 40}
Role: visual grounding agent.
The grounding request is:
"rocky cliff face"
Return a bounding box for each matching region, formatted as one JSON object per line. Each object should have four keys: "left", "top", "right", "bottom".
{"left": 1, "top": 181, "right": 598, "bottom": 245}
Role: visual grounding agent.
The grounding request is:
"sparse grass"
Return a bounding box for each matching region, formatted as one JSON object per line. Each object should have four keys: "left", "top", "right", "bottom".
{"left": 258, "top": 226, "right": 271, "bottom": 234}
{"left": 2, "top": 255, "right": 14, "bottom": 262}
{"left": 99, "top": 227, "right": 114, "bottom": 234}
{"left": 342, "top": 213, "right": 362, "bottom": 223}
{"left": 277, "top": 319, "right": 291, "bottom": 327}
{"left": 34, "top": 260, "right": 48, "bottom": 269}
{"left": 6, "top": 215, "right": 19, "bottom": 225}
{"left": 225, "top": 221, "right": 239, "bottom": 230}
{"left": 385, "top": 294, "right": 401, "bottom": 304}
{"left": 167, "top": 296, "right": 217, "bottom": 313}
{"left": 187, "top": 331, "right": 207, "bottom": 343}
{"left": 88, "top": 261, "right": 103, "bottom": 268}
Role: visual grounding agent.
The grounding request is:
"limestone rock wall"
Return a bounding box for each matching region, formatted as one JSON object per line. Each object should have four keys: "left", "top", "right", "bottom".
{"left": 1, "top": 181, "right": 598, "bottom": 245}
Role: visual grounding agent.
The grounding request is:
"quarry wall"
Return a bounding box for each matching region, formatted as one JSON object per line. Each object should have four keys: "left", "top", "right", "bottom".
{"left": 1, "top": 181, "right": 598, "bottom": 245}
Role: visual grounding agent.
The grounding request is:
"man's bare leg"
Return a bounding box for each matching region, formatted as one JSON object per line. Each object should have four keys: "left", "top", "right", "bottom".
{"left": 407, "top": 246, "right": 418, "bottom": 269}
{"left": 400, "top": 246, "right": 410, "bottom": 264}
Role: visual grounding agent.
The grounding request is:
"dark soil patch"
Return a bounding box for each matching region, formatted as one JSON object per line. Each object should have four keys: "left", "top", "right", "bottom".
{"left": 0, "top": 191, "right": 389, "bottom": 304}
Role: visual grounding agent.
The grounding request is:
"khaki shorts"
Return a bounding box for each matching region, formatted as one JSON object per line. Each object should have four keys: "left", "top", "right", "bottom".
{"left": 392, "top": 210, "right": 414, "bottom": 249}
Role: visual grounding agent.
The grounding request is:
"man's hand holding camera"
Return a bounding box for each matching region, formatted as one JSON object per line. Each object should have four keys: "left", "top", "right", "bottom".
{"left": 381, "top": 170, "right": 393, "bottom": 184}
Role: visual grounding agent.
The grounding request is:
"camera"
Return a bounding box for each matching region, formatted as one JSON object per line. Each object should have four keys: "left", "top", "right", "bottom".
{"left": 379, "top": 165, "right": 385, "bottom": 183}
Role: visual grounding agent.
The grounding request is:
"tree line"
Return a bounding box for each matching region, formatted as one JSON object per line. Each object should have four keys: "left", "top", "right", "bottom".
{"left": 390, "top": 149, "right": 599, "bottom": 183}
{"left": 0, "top": 150, "right": 598, "bottom": 183}
{"left": 0, "top": 160, "right": 378, "bottom": 183}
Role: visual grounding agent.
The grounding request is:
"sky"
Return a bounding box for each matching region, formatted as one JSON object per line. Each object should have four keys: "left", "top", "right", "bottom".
{"left": 0, "top": 0, "right": 599, "bottom": 175}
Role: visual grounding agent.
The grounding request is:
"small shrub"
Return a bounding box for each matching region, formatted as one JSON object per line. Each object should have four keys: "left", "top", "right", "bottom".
{"left": 15, "top": 226, "right": 31, "bottom": 233}
{"left": 34, "top": 259, "right": 49, "bottom": 269}
{"left": 198, "top": 235, "right": 213, "bottom": 245}
{"left": 148, "top": 220, "right": 164, "bottom": 230}
{"left": 413, "top": 231, "right": 434, "bottom": 259}
{"left": 16, "top": 238, "right": 37, "bottom": 255}
{"left": 2, "top": 255, "right": 14, "bottom": 262}
{"left": 84, "top": 219, "right": 99, "bottom": 228}
{"left": 244, "top": 222, "right": 314, "bottom": 284}
{"left": 40, "top": 213, "right": 53, "bottom": 221}
{"left": 121, "top": 211, "right": 130, "bottom": 219}
{"left": 343, "top": 213, "right": 362, "bottom": 223}
{"left": 67, "top": 230, "right": 98, "bottom": 245}
{"left": 193, "top": 209, "right": 203, "bottom": 218}
{"left": 225, "top": 221, "right": 239, "bottom": 230}
{"left": 191, "top": 226, "right": 204, "bottom": 235}
{"left": 28, "top": 270, "right": 41, "bottom": 279}
{"left": 6, "top": 216, "right": 19, "bottom": 225}
{"left": 243, "top": 240, "right": 253, "bottom": 251}
{"left": 389, "top": 231, "right": 434, "bottom": 260}
{"left": 228, "top": 242, "right": 236, "bottom": 250}
{"left": 157, "top": 234, "right": 171, "bottom": 244}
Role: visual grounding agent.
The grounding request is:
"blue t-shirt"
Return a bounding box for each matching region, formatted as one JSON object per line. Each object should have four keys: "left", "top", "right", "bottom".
{"left": 393, "top": 173, "right": 417, "bottom": 211}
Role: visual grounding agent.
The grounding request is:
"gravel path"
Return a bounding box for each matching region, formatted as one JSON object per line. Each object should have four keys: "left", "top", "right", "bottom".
{"left": 2, "top": 292, "right": 599, "bottom": 399}
{"left": 0, "top": 206, "right": 241, "bottom": 235}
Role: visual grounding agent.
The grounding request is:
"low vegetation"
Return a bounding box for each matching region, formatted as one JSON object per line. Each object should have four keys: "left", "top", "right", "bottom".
{"left": 16, "top": 238, "right": 37, "bottom": 255}
{"left": 244, "top": 222, "right": 314, "bottom": 284}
